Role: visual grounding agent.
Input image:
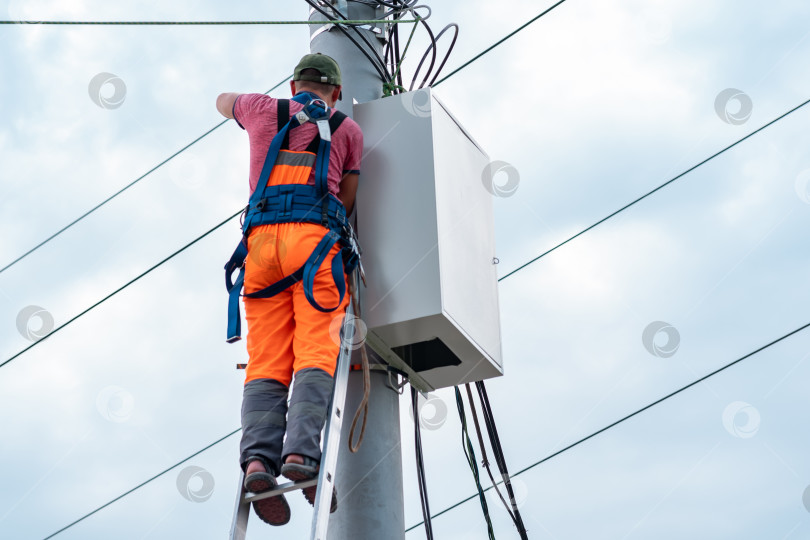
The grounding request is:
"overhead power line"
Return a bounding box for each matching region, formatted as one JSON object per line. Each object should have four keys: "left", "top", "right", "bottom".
{"left": 0, "top": 76, "right": 290, "bottom": 276}
{"left": 498, "top": 95, "right": 810, "bottom": 282}
{"left": 0, "top": 19, "right": 419, "bottom": 25}
{"left": 404, "top": 319, "right": 810, "bottom": 532}
{"left": 434, "top": 0, "right": 570, "bottom": 87}
{"left": 0, "top": 209, "right": 241, "bottom": 370}
{"left": 41, "top": 428, "right": 241, "bottom": 540}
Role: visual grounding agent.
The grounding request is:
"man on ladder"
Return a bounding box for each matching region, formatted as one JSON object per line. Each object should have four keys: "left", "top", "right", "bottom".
{"left": 217, "top": 53, "right": 364, "bottom": 526}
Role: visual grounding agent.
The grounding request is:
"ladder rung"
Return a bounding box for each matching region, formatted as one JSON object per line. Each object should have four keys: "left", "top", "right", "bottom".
{"left": 244, "top": 478, "right": 318, "bottom": 503}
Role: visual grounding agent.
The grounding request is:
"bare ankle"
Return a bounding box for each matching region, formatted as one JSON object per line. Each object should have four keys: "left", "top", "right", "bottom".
{"left": 246, "top": 459, "right": 267, "bottom": 475}
{"left": 285, "top": 454, "right": 305, "bottom": 465}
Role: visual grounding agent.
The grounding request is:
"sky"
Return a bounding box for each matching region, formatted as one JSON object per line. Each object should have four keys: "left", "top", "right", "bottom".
{"left": 1, "top": 0, "right": 810, "bottom": 539}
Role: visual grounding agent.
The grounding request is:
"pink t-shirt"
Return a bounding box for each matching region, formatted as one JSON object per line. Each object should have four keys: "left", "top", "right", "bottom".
{"left": 233, "top": 93, "right": 363, "bottom": 197}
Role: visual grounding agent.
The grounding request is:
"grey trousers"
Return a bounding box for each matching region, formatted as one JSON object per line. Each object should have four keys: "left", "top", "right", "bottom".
{"left": 240, "top": 367, "right": 335, "bottom": 476}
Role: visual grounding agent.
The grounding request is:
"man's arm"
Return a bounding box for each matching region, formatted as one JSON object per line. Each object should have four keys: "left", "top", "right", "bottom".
{"left": 216, "top": 92, "right": 240, "bottom": 119}
{"left": 338, "top": 173, "right": 359, "bottom": 216}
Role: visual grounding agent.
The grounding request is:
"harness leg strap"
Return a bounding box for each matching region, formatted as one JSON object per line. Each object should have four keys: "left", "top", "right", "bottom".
{"left": 301, "top": 231, "right": 346, "bottom": 313}
{"left": 243, "top": 230, "right": 346, "bottom": 312}
{"left": 226, "top": 267, "right": 246, "bottom": 343}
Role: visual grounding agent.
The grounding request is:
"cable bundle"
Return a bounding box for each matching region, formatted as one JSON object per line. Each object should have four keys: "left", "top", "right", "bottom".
{"left": 304, "top": 0, "right": 458, "bottom": 94}
{"left": 412, "top": 387, "right": 435, "bottom": 540}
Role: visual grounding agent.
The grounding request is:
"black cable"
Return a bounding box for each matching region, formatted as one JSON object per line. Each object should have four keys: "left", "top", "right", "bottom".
{"left": 382, "top": 9, "right": 397, "bottom": 80}
{"left": 455, "top": 387, "right": 496, "bottom": 540}
{"left": 475, "top": 381, "right": 529, "bottom": 539}
{"left": 0, "top": 76, "right": 291, "bottom": 276}
{"left": 409, "top": 21, "right": 444, "bottom": 89}
{"left": 369, "top": 0, "right": 445, "bottom": 93}
{"left": 0, "top": 209, "right": 242, "bottom": 370}
{"left": 41, "top": 428, "right": 241, "bottom": 540}
{"left": 497, "top": 95, "right": 810, "bottom": 282}
{"left": 405, "top": 320, "right": 810, "bottom": 532}
{"left": 464, "top": 384, "right": 520, "bottom": 529}
{"left": 412, "top": 387, "right": 435, "bottom": 540}
{"left": 335, "top": 3, "right": 393, "bottom": 82}
{"left": 392, "top": 6, "right": 404, "bottom": 90}
{"left": 434, "top": 0, "right": 570, "bottom": 87}
{"left": 385, "top": 3, "right": 430, "bottom": 22}
{"left": 357, "top": 2, "right": 436, "bottom": 95}
{"left": 374, "top": 0, "right": 417, "bottom": 10}
{"left": 379, "top": 0, "right": 410, "bottom": 94}
{"left": 408, "top": 16, "right": 438, "bottom": 91}
{"left": 425, "top": 23, "right": 459, "bottom": 87}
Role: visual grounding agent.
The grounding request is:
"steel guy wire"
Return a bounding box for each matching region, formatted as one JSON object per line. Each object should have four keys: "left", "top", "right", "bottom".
{"left": 498, "top": 95, "right": 810, "bottom": 282}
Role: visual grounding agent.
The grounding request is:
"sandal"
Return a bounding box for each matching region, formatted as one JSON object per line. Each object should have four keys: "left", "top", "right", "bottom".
{"left": 244, "top": 456, "right": 291, "bottom": 526}
{"left": 280, "top": 456, "right": 338, "bottom": 513}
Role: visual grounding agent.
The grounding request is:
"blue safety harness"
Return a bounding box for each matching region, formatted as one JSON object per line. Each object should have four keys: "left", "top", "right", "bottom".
{"left": 224, "top": 92, "right": 361, "bottom": 343}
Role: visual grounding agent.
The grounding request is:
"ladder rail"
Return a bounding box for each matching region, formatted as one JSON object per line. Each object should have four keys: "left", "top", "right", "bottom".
{"left": 229, "top": 471, "right": 249, "bottom": 540}
{"left": 311, "top": 302, "right": 354, "bottom": 540}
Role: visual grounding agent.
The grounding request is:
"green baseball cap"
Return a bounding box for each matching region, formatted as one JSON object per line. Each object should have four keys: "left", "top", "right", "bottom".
{"left": 294, "top": 53, "right": 342, "bottom": 86}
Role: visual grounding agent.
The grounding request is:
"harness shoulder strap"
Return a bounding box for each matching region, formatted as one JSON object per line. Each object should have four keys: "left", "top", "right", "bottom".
{"left": 303, "top": 110, "right": 349, "bottom": 154}
{"left": 329, "top": 110, "right": 348, "bottom": 133}
{"left": 277, "top": 99, "right": 290, "bottom": 131}
{"left": 278, "top": 99, "right": 292, "bottom": 150}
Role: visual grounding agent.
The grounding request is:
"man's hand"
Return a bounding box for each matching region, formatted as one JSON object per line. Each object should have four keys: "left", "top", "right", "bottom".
{"left": 216, "top": 93, "right": 240, "bottom": 119}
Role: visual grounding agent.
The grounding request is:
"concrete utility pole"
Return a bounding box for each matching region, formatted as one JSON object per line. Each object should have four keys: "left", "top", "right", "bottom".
{"left": 308, "top": 3, "right": 407, "bottom": 540}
